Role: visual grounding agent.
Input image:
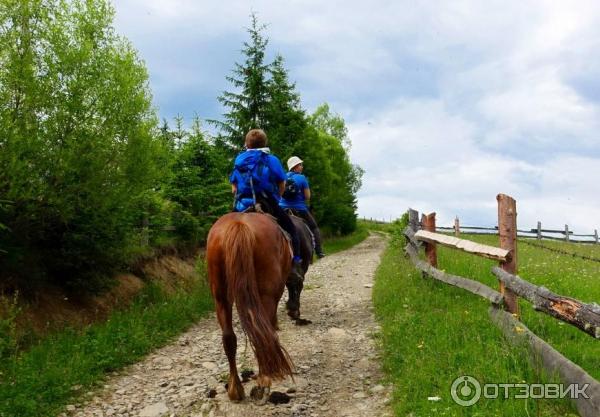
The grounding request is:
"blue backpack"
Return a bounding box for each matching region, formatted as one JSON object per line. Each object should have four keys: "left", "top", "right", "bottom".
{"left": 232, "top": 151, "right": 273, "bottom": 209}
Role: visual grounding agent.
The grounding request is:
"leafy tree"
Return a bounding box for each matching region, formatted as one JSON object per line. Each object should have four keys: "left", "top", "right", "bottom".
{"left": 212, "top": 12, "right": 270, "bottom": 151}
{"left": 0, "top": 0, "right": 165, "bottom": 290}
{"left": 300, "top": 105, "right": 363, "bottom": 235}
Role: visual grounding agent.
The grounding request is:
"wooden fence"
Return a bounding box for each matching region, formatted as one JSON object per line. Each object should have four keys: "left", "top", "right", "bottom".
{"left": 438, "top": 218, "right": 599, "bottom": 244}
{"left": 405, "top": 194, "right": 600, "bottom": 417}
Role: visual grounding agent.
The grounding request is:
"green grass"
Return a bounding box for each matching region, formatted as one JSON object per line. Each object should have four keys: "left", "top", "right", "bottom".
{"left": 446, "top": 234, "right": 600, "bottom": 381}
{"left": 0, "top": 263, "right": 213, "bottom": 417}
{"left": 321, "top": 221, "right": 370, "bottom": 255}
{"left": 373, "top": 233, "right": 588, "bottom": 416}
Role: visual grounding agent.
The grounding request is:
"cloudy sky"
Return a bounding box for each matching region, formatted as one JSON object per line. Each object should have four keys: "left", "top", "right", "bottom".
{"left": 114, "top": 0, "right": 600, "bottom": 233}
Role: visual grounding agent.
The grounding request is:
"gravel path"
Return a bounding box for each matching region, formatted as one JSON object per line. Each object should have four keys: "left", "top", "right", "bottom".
{"left": 66, "top": 233, "right": 391, "bottom": 417}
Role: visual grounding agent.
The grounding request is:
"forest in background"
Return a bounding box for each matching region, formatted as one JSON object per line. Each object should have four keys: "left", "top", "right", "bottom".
{"left": 0, "top": 1, "right": 363, "bottom": 293}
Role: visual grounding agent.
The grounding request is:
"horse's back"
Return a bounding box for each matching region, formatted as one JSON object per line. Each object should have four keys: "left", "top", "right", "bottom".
{"left": 208, "top": 212, "right": 283, "bottom": 250}
{"left": 207, "top": 212, "right": 291, "bottom": 287}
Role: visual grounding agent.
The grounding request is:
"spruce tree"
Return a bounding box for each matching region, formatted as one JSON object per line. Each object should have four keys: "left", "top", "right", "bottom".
{"left": 213, "top": 13, "right": 270, "bottom": 150}
{"left": 264, "top": 54, "right": 307, "bottom": 160}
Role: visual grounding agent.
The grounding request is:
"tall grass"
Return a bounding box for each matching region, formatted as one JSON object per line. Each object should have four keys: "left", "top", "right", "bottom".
{"left": 0, "top": 262, "right": 213, "bottom": 417}
{"left": 373, "top": 234, "right": 584, "bottom": 416}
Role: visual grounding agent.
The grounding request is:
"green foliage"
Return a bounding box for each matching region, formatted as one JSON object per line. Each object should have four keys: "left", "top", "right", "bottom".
{"left": 300, "top": 106, "right": 363, "bottom": 235}
{"left": 263, "top": 54, "right": 307, "bottom": 159}
{"left": 0, "top": 6, "right": 363, "bottom": 295}
{"left": 0, "top": 0, "right": 167, "bottom": 289}
{"left": 389, "top": 211, "right": 409, "bottom": 245}
{"left": 212, "top": 15, "right": 363, "bottom": 235}
{"left": 162, "top": 117, "right": 232, "bottom": 245}
{"left": 212, "top": 12, "right": 270, "bottom": 150}
{"left": 0, "top": 292, "right": 20, "bottom": 360}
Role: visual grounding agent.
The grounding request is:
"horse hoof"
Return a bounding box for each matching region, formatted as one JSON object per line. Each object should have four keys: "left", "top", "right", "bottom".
{"left": 295, "top": 318, "right": 312, "bottom": 326}
{"left": 250, "top": 386, "right": 269, "bottom": 405}
{"left": 250, "top": 385, "right": 264, "bottom": 400}
{"left": 287, "top": 309, "right": 300, "bottom": 320}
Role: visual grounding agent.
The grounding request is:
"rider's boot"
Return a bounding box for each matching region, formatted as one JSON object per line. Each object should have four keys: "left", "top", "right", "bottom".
{"left": 290, "top": 256, "right": 303, "bottom": 281}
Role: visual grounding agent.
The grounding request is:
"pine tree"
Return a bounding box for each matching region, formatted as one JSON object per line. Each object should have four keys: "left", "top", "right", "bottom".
{"left": 212, "top": 13, "right": 270, "bottom": 150}
{"left": 264, "top": 54, "right": 307, "bottom": 159}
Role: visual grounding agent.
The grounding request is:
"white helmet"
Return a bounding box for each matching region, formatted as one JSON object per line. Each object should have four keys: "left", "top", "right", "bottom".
{"left": 287, "top": 156, "right": 303, "bottom": 171}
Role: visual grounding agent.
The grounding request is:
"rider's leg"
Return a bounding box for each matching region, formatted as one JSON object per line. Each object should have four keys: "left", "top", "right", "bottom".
{"left": 258, "top": 196, "right": 303, "bottom": 279}
{"left": 297, "top": 209, "right": 324, "bottom": 258}
{"left": 270, "top": 203, "right": 301, "bottom": 260}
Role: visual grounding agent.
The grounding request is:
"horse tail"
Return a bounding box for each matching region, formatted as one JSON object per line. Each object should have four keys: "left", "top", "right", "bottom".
{"left": 222, "top": 220, "right": 294, "bottom": 379}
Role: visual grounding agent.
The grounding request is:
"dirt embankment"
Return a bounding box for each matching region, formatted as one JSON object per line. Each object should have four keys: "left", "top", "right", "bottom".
{"left": 6, "top": 253, "right": 202, "bottom": 336}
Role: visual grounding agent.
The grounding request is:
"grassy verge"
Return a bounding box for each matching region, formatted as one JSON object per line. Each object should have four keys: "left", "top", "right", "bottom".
{"left": 440, "top": 234, "right": 600, "bottom": 381}
{"left": 321, "top": 221, "right": 370, "bottom": 255}
{"left": 0, "top": 262, "right": 213, "bottom": 417}
{"left": 373, "top": 237, "right": 578, "bottom": 416}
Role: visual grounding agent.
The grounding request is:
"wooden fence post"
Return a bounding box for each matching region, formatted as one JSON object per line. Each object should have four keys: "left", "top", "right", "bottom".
{"left": 422, "top": 212, "right": 437, "bottom": 268}
{"left": 454, "top": 216, "right": 460, "bottom": 237}
{"left": 537, "top": 221, "right": 542, "bottom": 240}
{"left": 497, "top": 194, "right": 520, "bottom": 317}
{"left": 595, "top": 229, "right": 599, "bottom": 244}
{"left": 408, "top": 209, "right": 419, "bottom": 232}
{"left": 565, "top": 224, "right": 570, "bottom": 242}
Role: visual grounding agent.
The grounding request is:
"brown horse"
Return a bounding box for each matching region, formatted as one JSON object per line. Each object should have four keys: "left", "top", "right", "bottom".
{"left": 206, "top": 212, "right": 295, "bottom": 401}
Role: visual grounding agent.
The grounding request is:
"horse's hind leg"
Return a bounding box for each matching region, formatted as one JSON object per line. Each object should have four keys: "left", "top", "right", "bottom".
{"left": 215, "top": 296, "right": 245, "bottom": 401}
{"left": 286, "top": 276, "right": 301, "bottom": 320}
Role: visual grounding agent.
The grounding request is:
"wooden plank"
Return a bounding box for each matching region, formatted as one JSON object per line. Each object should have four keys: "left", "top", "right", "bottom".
{"left": 405, "top": 244, "right": 503, "bottom": 305}
{"left": 492, "top": 267, "right": 600, "bottom": 339}
{"left": 414, "top": 230, "right": 510, "bottom": 261}
{"left": 490, "top": 307, "right": 600, "bottom": 417}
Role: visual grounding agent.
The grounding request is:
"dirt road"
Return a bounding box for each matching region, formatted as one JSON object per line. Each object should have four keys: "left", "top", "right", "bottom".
{"left": 68, "top": 233, "right": 391, "bottom": 417}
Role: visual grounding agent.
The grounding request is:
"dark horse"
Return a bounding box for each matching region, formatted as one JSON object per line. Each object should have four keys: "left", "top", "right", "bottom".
{"left": 285, "top": 214, "right": 314, "bottom": 322}
{"left": 206, "top": 212, "right": 295, "bottom": 401}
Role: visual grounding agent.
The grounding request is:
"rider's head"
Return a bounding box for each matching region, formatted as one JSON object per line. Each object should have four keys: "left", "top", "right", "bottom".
{"left": 245, "top": 129, "right": 267, "bottom": 149}
{"left": 287, "top": 156, "right": 304, "bottom": 172}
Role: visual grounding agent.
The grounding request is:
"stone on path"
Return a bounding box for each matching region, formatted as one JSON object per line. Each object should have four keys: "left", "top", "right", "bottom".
{"left": 139, "top": 402, "right": 169, "bottom": 417}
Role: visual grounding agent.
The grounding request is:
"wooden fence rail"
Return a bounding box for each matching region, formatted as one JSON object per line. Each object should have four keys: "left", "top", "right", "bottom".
{"left": 404, "top": 238, "right": 503, "bottom": 304}
{"left": 405, "top": 195, "right": 600, "bottom": 417}
{"left": 437, "top": 221, "right": 599, "bottom": 244}
{"left": 492, "top": 267, "right": 600, "bottom": 338}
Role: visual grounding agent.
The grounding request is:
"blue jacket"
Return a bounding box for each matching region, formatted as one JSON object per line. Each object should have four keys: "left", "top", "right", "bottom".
{"left": 279, "top": 172, "right": 309, "bottom": 211}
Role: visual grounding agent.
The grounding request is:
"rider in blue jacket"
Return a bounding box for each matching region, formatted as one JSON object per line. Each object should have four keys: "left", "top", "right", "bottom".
{"left": 229, "top": 129, "right": 303, "bottom": 279}
{"left": 279, "top": 156, "right": 325, "bottom": 258}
